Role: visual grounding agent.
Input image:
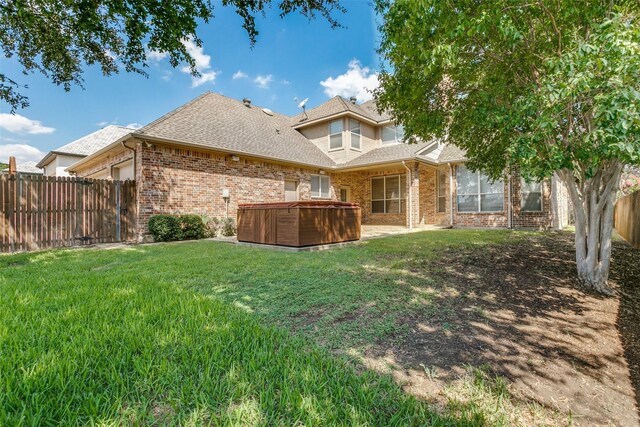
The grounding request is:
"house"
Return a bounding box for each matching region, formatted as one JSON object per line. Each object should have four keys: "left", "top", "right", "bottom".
{"left": 66, "top": 92, "right": 571, "bottom": 242}
{"left": 1, "top": 160, "right": 43, "bottom": 175}
{"left": 36, "top": 125, "right": 133, "bottom": 177}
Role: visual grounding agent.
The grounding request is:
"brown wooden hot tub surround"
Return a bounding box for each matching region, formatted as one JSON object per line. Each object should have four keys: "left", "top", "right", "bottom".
{"left": 237, "top": 201, "right": 361, "bottom": 247}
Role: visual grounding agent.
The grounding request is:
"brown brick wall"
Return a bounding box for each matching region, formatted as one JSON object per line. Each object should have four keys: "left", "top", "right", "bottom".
{"left": 330, "top": 167, "right": 410, "bottom": 226}
{"left": 74, "top": 141, "right": 566, "bottom": 240}
{"left": 134, "top": 143, "right": 324, "bottom": 240}
{"left": 510, "top": 169, "right": 554, "bottom": 230}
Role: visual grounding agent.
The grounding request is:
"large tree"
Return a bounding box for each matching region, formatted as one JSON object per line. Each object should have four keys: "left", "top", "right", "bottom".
{"left": 0, "top": 0, "right": 343, "bottom": 111}
{"left": 376, "top": 0, "right": 640, "bottom": 294}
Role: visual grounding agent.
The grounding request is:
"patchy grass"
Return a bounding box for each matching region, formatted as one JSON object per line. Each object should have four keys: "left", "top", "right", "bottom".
{"left": 1, "top": 229, "right": 637, "bottom": 426}
{"left": 0, "top": 251, "right": 447, "bottom": 425}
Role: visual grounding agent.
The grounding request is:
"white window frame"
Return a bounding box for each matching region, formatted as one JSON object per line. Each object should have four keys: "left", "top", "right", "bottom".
{"left": 328, "top": 119, "right": 343, "bottom": 151}
{"left": 521, "top": 178, "right": 543, "bottom": 212}
{"left": 436, "top": 169, "right": 447, "bottom": 213}
{"left": 311, "top": 174, "right": 331, "bottom": 199}
{"left": 381, "top": 125, "right": 405, "bottom": 145}
{"left": 350, "top": 119, "right": 361, "bottom": 151}
{"left": 456, "top": 166, "right": 504, "bottom": 213}
{"left": 371, "top": 174, "right": 407, "bottom": 214}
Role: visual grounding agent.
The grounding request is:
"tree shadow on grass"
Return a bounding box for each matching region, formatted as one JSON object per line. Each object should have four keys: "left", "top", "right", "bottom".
{"left": 356, "top": 232, "right": 638, "bottom": 426}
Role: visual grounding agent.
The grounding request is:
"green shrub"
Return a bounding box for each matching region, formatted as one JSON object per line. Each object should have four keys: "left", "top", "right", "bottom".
{"left": 220, "top": 217, "right": 236, "bottom": 237}
{"left": 148, "top": 215, "right": 182, "bottom": 242}
{"left": 180, "top": 214, "right": 206, "bottom": 240}
{"left": 201, "top": 216, "right": 219, "bottom": 238}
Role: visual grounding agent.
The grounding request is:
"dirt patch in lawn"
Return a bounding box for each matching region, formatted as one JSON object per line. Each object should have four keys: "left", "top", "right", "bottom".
{"left": 362, "top": 232, "right": 639, "bottom": 426}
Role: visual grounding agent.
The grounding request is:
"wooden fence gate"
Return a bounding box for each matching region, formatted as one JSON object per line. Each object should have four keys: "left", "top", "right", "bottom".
{"left": 1, "top": 175, "right": 136, "bottom": 253}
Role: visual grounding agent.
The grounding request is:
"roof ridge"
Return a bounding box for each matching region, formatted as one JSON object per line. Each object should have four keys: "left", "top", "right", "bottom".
{"left": 137, "top": 92, "right": 213, "bottom": 135}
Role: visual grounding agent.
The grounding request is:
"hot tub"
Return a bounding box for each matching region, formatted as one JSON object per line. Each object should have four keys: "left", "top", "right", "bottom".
{"left": 237, "top": 201, "right": 361, "bottom": 247}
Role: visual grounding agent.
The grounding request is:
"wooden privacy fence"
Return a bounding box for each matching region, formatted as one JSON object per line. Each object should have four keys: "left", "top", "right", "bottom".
{"left": 1, "top": 175, "right": 136, "bottom": 253}
{"left": 614, "top": 191, "right": 640, "bottom": 249}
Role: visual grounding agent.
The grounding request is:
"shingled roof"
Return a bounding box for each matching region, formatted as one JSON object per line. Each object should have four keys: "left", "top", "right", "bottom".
{"left": 291, "top": 96, "right": 390, "bottom": 127}
{"left": 135, "top": 92, "right": 336, "bottom": 168}
{"left": 37, "top": 125, "right": 133, "bottom": 168}
{"left": 338, "top": 140, "right": 466, "bottom": 169}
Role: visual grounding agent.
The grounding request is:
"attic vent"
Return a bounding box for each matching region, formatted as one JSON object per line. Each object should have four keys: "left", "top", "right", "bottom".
{"left": 243, "top": 98, "right": 251, "bottom": 107}
{"left": 262, "top": 108, "right": 274, "bottom": 116}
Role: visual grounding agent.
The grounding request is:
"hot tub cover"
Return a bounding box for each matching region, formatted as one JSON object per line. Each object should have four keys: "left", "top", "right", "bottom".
{"left": 238, "top": 201, "right": 360, "bottom": 209}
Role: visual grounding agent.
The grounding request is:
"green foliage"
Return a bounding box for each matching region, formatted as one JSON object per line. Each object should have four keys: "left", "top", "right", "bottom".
{"left": 201, "top": 215, "right": 220, "bottom": 238}
{"left": 148, "top": 214, "right": 182, "bottom": 242}
{"left": 0, "top": 163, "right": 7, "bottom": 172}
{"left": 376, "top": 1, "right": 640, "bottom": 181}
{"left": 179, "top": 214, "right": 206, "bottom": 240}
{"left": 220, "top": 217, "right": 236, "bottom": 237}
{"left": 0, "top": 0, "right": 344, "bottom": 111}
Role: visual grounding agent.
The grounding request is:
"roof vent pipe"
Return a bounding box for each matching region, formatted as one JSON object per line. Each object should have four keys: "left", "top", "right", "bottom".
{"left": 349, "top": 96, "right": 357, "bottom": 105}
{"left": 243, "top": 98, "right": 251, "bottom": 107}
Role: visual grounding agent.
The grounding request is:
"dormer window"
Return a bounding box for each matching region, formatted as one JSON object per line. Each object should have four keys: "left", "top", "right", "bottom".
{"left": 350, "top": 119, "right": 361, "bottom": 150}
{"left": 329, "top": 119, "right": 343, "bottom": 150}
{"left": 381, "top": 125, "right": 405, "bottom": 145}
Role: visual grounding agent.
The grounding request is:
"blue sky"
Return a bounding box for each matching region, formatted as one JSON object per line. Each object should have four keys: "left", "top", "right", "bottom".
{"left": 0, "top": 0, "right": 381, "bottom": 164}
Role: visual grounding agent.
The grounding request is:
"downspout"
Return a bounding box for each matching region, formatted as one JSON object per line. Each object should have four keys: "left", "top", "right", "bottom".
{"left": 402, "top": 161, "right": 413, "bottom": 229}
{"left": 122, "top": 140, "right": 136, "bottom": 180}
{"left": 448, "top": 163, "right": 454, "bottom": 227}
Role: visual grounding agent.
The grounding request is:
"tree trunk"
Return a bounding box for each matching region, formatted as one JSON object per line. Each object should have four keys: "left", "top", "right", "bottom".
{"left": 559, "top": 163, "right": 623, "bottom": 295}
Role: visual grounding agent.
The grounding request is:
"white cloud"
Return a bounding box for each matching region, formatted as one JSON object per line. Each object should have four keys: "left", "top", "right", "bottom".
{"left": 0, "top": 114, "right": 55, "bottom": 135}
{"left": 147, "top": 50, "right": 168, "bottom": 62}
{"left": 320, "top": 59, "right": 379, "bottom": 102}
{"left": 96, "top": 120, "right": 110, "bottom": 127}
{"left": 0, "top": 144, "right": 46, "bottom": 164}
{"left": 233, "top": 70, "right": 248, "bottom": 80}
{"left": 180, "top": 38, "right": 219, "bottom": 87}
{"left": 254, "top": 74, "right": 274, "bottom": 89}
{"left": 281, "top": 79, "right": 292, "bottom": 85}
{"left": 125, "top": 123, "right": 143, "bottom": 130}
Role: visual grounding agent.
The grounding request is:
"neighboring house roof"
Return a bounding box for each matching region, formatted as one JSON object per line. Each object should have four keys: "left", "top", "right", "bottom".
{"left": 291, "top": 96, "right": 390, "bottom": 127}
{"left": 135, "top": 92, "right": 336, "bottom": 168}
{"left": 36, "top": 125, "right": 133, "bottom": 168}
{"left": 16, "top": 161, "right": 43, "bottom": 174}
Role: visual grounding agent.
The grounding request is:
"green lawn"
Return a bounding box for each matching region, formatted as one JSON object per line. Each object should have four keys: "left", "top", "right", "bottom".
{"left": 0, "top": 230, "right": 533, "bottom": 425}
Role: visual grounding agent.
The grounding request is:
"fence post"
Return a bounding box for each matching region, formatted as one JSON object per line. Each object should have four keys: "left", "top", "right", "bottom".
{"left": 115, "top": 181, "right": 121, "bottom": 242}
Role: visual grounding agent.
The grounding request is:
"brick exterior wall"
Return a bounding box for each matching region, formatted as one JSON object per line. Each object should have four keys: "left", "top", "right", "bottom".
{"left": 510, "top": 168, "right": 554, "bottom": 230}
{"left": 329, "top": 167, "right": 410, "bottom": 226}
{"left": 73, "top": 141, "right": 568, "bottom": 241}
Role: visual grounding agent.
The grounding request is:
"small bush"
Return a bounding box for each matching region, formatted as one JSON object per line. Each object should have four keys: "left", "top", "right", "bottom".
{"left": 148, "top": 215, "right": 182, "bottom": 242}
{"left": 180, "top": 214, "right": 206, "bottom": 240}
{"left": 201, "top": 216, "right": 219, "bottom": 238}
{"left": 220, "top": 217, "right": 236, "bottom": 237}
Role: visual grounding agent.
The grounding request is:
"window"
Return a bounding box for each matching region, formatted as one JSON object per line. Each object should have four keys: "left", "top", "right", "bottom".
{"left": 350, "top": 119, "right": 361, "bottom": 150}
{"left": 371, "top": 175, "right": 407, "bottom": 214}
{"left": 311, "top": 175, "right": 331, "bottom": 198}
{"left": 456, "top": 166, "right": 504, "bottom": 212}
{"left": 436, "top": 169, "right": 447, "bottom": 213}
{"left": 521, "top": 178, "right": 542, "bottom": 211}
{"left": 381, "top": 125, "right": 405, "bottom": 145}
{"left": 329, "top": 120, "right": 343, "bottom": 150}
